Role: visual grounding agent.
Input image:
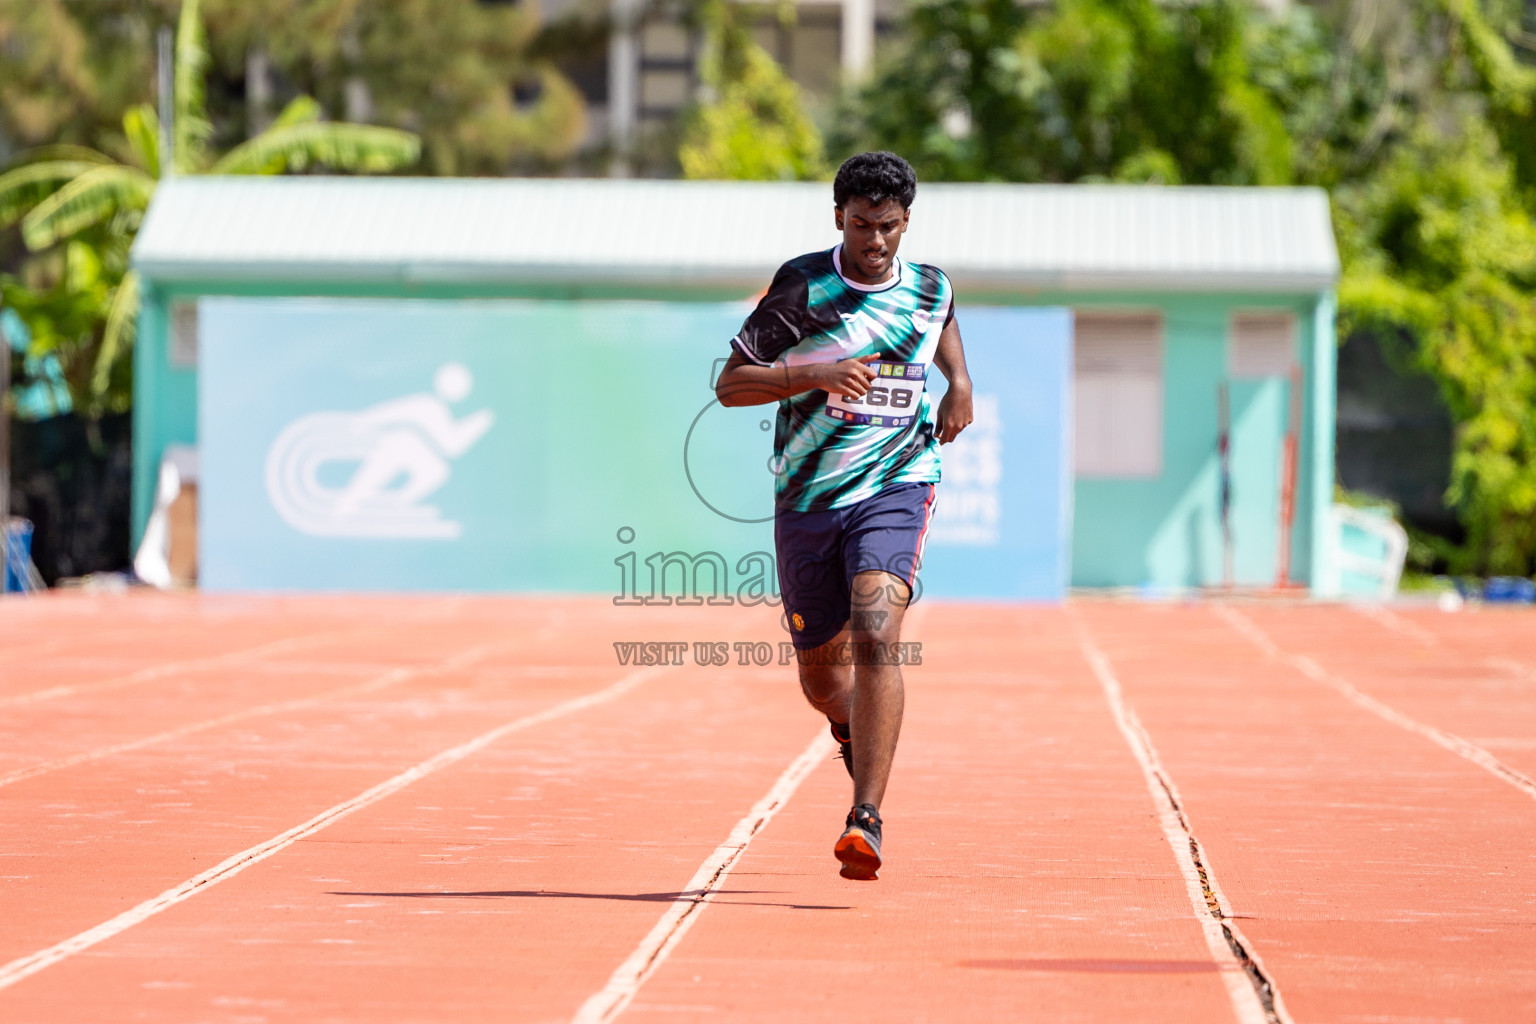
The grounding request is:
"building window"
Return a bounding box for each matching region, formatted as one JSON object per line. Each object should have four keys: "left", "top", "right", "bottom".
{"left": 1229, "top": 312, "right": 1296, "bottom": 379}
{"left": 1074, "top": 311, "right": 1163, "bottom": 478}
{"left": 170, "top": 301, "right": 199, "bottom": 368}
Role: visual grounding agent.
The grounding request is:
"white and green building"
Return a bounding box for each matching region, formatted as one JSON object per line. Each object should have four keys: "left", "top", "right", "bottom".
{"left": 130, "top": 177, "right": 1339, "bottom": 596}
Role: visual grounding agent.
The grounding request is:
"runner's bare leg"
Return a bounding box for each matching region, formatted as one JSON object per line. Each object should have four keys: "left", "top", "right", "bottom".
{"left": 847, "top": 570, "right": 908, "bottom": 808}
{"left": 796, "top": 569, "right": 910, "bottom": 809}
{"left": 797, "top": 631, "right": 853, "bottom": 724}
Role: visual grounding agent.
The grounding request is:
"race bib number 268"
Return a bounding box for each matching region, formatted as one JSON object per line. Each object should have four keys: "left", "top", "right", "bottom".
{"left": 825, "top": 361, "right": 927, "bottom": 428}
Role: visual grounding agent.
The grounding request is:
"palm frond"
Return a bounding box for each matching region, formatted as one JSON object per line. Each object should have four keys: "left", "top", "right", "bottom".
{"left": 65, "top": 239, "right": 107, "bottom": 295}
{"left": 3, "top": 145, "right": 116, "bottom": 169}
{"left": 93, "top": 270, "right": 141, "bottom": 404}
{"left": 174, "top": 0, "right": 214, "bottom": 172}
{"left": 212, "top": 122, "right": 420, "bottom": 175}
{"left": 270, "top": 95, "right": 323, "bottom": 131}
{"left": 0, "top": 161, "right": 108, "bottom": 229}
{"left": 21, "top": 165, "right": 157, "bottom": 251}
{"left": 122, "top": 105, "right": 163, "bottom": 178}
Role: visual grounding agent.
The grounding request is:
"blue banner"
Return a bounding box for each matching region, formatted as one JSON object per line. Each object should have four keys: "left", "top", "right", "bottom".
{"left": 199, "top": 297, "right": 1070, "bottom": 599}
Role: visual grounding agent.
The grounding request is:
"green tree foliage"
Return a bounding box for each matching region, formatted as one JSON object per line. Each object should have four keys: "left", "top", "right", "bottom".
{"left": 1293, "top": 0, "right": 1536, "bottom": 574}
{"left": 200, "top": 0, "right": 586, "bottom": 175}
{"left": 0, "top": 0, "right": 419, "bottom": 417}
{"left": 0, "top": 239, "right": 133, "bottom": 418}
{"left": 1337, "top": 125, "right": 1536, "bottom": 574}
{"left": 831, "top": 0, "right": 1289, "bottom": 185}
{"left": 0, "top": 0, "right": 145, "bottom": 153}
{"left": 0, "top": 1, "right": 585, "bottom": 176}
{"left": 679, "top": 0, "right": 826, "bottom": 180}
{"left": 836, "top": 0, "right": 1536, "bottom": 574}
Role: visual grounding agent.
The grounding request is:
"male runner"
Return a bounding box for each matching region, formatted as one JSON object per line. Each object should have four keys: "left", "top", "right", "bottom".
{"left": 714, "top": 151, "right": 973, "bottom": 880}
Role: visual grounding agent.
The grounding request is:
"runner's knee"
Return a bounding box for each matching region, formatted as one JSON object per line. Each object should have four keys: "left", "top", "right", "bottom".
{"left": 798, "top": 660, "right": 850, "bottom": 703}
{"left": 848, "top": 574, "right": 906, "bottom": 646}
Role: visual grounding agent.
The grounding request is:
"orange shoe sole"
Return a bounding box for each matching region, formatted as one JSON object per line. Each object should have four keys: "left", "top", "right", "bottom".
{"left": 834, "top": 828, "right": 881, "bottom": 881}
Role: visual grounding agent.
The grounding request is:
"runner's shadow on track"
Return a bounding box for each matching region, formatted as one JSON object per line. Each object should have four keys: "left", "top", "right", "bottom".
{"left": 329, "top": 890, "right": 850, "bottom": 911}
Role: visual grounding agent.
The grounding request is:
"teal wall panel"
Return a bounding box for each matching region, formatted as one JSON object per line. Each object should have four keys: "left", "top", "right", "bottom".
{"left": 199, "top": 298, "right": 769, "bottom": 592}
{"left": 131, "top": 289, "right": 198, "bottom": 545}
{"left": 1302, "top": 291, "right": 1338, "bottom": 586}
{"left": 137, "top": 282, "right": 1334, "bottom": 594}
{"left": 1068, "top": 294, "right": 1324, "bottom": 589}
{"left": 132, "top": 278, "right": 754, "bottom": 550}
{"left": 196, "top": 297, "right": 1073, "bottom": 597}
{"left": 923, "top": 306, "right": 1073, "bottom": 600}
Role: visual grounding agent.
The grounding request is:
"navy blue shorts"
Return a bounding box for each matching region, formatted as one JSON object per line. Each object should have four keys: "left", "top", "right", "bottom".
{"left": 775, "top": 481, "right": 937, "bottom": 650}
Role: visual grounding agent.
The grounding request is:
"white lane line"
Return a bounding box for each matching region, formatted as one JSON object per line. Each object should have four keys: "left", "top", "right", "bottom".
{"left": 571, "top": 728, "right": 832, "bottom": 1024}
{"left": 1350, "top": 604, "right": 1536, "bottom": 682}
{"left": 1073, "top": 621, "right": 1287, "bottom": 1024}
{"left": 0, "top": 641, "right": 516, "bottom": 790}
{"left": 0, "top": 665, "right": 665, "bottom": 994}
{"left": 1349, "top": 603, "right": 1441, "bottom": 646}
{"left": 1487, "top": 657, "right": 1536, "bottom": 681}
{"left": 0, "top": 623, "right": 177, "bottom": 661}
{"left": 0, "top": 630, "right": 362, "bottom": 709}
{"left": 1218, "top": 606, "right": 1536, "bottom": 804}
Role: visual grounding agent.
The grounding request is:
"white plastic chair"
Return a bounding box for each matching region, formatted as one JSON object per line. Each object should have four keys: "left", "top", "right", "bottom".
{"left": 1324, "top": 504, "right": 1408, "bottom": 601}
{"left": 133, "top": 445, "right": 199, "bottom": 588}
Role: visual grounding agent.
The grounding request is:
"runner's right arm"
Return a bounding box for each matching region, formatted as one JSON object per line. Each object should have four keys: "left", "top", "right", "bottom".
{"left": 715, "top": 261, "right": 876, "bottom": 407}
{"left": 716, "top": 351, "right": 878, "bottom": 407}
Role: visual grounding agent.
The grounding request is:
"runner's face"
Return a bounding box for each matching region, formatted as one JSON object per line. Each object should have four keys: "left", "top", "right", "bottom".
{"left": 835, "top": 197, "right": 909, "bottom": 284}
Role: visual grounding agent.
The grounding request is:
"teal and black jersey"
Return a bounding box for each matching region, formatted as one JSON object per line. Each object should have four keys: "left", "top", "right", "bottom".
{"left": 731, "top": 245, "right": 954, "bottom": 512}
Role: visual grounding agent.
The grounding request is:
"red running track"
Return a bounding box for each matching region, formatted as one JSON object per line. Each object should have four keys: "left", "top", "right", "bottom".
{"left": 1, "top": 593, "right": 1534, "bottom": 1022}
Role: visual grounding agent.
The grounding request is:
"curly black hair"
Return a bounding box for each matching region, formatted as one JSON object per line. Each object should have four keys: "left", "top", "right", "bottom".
{"left": 833, "top": 151, "right": 917, "bottom": 210}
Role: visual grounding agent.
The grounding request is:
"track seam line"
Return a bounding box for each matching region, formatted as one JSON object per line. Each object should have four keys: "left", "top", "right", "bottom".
{"left": 1348, "top": 604, "right": 1441, "bottom": 646}
{"left": 0, "top": 665, "right": 666, "bottom": 994}
{"left": 570, "top": 728, "right": 833, "bottom": 1024}
{"left": 1486, "top": 656, "right": 1535, "bottom": 681}
{"left": 1349, "top": 604, "right": 1536, "bottom": 682}
{"left": 0, "top": 641, "right": 522, "bottom": 790}
{"left": 0, "top": 622, "right": 192, "bottom": 661}
{"left": 1218, "top": 606, "right": 1536, "bottom": 804}
{"left": 0, "top": 629, "right": 367, "bottom": 709}
{"left": 1073, "top": 619, "right": 1289, "bottom": 1024}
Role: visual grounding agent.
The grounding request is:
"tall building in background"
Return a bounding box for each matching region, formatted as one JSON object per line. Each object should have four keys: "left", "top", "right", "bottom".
{"left": 546, "top": 0, "right": 892, "bottom": 173}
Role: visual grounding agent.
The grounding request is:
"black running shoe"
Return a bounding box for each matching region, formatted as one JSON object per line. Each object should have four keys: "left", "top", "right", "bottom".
{"left": 834, "top": 803, "right": 882, "bottom": 880}
{"left": 828, "top": 719, "right": 853, "bottom": 779}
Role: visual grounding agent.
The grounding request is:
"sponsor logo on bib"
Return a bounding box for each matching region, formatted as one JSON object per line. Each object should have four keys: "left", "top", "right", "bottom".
{"left": 825, "top": 361, "right": 927, "bottom": 428}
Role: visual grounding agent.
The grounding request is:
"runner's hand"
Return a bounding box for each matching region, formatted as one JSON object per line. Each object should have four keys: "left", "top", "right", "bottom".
{"left": 936, "top": 385, "right": 973, "bottom": 444}
{"left": 817, "top": 355, "right": 880, "bottom": 398}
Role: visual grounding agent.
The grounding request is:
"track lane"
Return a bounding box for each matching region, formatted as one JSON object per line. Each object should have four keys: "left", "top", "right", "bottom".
{"left": 0, "top": 597, "right": 666, "bottom": 967}
{"left": 625, "top": 605, "right": 1247, "bottom": 1022}
{"left": 1235, "top": 604, "right": 1536, "bottom": 786}
{"left": 1081, "top": 601, "right": 1536, "bottom": 1022}
{"left": 0, "top": 630, "right": 365, "bottom": 708}
{"left": 0, "top": 593, "right": 403, "bottom": 702}
{"left": 0, "top": 612, "right": 824, "bottom": 1023}
{"left": 0, "top": 614, "right": 562, "bottom": 774}
{"left": 0, "top": 656, "right": 382, "bottom": 776}
{"left": 0, "top": 666, "right": 665, "bottom": 1000}
{"left": 9, "top": 594, "right": 1536, "bottom": 1021}
{"left": 0, "top": 660, "right": 630, "bottom": 969}
{"left": 0, "top": 595, "right": 618, "bottom": 772}
{"left": 0, "top": 648, "right": 515, "bottom": 790}
{"left": 1357, "top": 604, "right": 1536, "bottom": 666}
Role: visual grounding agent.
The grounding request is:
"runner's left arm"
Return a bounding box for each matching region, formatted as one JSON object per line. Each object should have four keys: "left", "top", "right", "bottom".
{"left": 716, "top": 261, "right": 880, "bottom": 407}
{"left": 932, "top": 315, "right": 973, "bottom": 444}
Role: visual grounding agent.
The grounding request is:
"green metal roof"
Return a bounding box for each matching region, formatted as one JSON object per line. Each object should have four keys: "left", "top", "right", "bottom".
{"left": 132, "top": 177, "right": 1340, "bottom": 293}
